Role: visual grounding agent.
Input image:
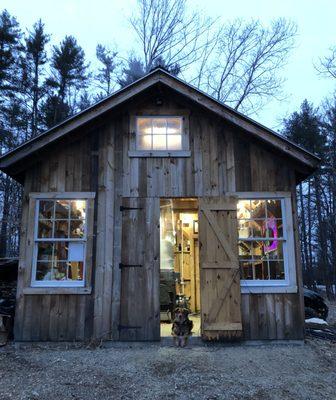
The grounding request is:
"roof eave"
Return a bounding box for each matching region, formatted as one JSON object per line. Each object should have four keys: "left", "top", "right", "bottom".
{"left": 0, "top": 68, "right": 320, "bottom": 177}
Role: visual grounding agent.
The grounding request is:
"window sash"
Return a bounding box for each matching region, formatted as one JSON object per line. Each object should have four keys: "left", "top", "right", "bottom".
{"left": 32, "top": 199, "right": 88, "bottom": 287}
{"left": 136, "top": 116, "right": 183, "bottom": 151}
{"left": 237, "top": 197, "right": 290, "bottom": 284}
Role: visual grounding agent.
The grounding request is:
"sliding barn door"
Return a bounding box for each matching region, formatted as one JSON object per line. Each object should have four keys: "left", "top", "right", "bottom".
{"left": 119, "top": 197, "right": 160, "bottom": 341}
{"left": 199, "top": 196, "right": 242, "bottom": 340}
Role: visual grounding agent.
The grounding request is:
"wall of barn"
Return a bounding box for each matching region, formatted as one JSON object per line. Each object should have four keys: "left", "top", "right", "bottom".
{"left": 14, "top": 89, "right": 304, "bottom": 341}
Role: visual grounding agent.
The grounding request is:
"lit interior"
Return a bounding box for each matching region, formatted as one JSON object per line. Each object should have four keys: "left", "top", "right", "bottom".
{"left": 34, "top": 199, "right": 86, "bottom": 284}
{"left": 137, "top": 117, "right": 183, "bottom": 151}
{"left": 237, "top": 199, "right": 285, "bottom": 280}
{"left": 160, "top": 198, "right": 200, "bottom": 337}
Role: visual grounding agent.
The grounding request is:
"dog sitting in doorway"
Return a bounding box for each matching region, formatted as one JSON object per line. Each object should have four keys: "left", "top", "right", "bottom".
{"left": 172, "top": 308, "right": 193, "bottom": 347}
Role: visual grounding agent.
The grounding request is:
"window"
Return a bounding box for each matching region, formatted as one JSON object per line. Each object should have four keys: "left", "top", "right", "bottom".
{"left": 32, "top": 199, "right": 87, "bottom": 287}
{"left": 237, "top": 197, "right": 295, "bottom": 288}
{"left": 136, "top": 117, "right": 183, "bottom": 151}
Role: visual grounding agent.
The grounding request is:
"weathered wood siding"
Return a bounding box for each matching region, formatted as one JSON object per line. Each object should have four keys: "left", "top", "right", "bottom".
{"left": 15, "top": 89, "right": 304, "bottom": 341}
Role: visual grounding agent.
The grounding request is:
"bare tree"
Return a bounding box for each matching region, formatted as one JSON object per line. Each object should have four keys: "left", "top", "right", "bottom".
{"left": 129, "top": 0, "right": 217, "bottom": 72}
{"left": 130, "top": 2, "right": 296, "bottom": 114}
{"left": 317, "top": 46, "right": 336, "bottom": 80}
{"left": 203, "top": 19, "right": 297, "bottom": 113}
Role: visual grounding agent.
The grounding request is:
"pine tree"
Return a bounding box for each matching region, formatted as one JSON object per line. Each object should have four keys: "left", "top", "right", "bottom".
{"left": 0, "top": 10, "right": 23, "bottom": 259}
{"left": 283, "top": 100, "right": 330, "bottom": 293}
{"left": 118, "top": 56, "right": 146, "bottom": 87}
{"left": 118, "top": 55, "right": 180, "bottom": 87}
{"left": 0, "top": 10, "right": 22, "bottom": 93}
{"left": 43, "top": 35, "right": 89, "bottom": 128}
{"left": 95, "top": 44, "right": 118, "bottom": 97}
{"left": 20, "top": 19, "right": 50, "bottom": 137}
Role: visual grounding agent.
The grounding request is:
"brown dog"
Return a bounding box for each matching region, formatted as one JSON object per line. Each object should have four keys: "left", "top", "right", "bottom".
{"left": 171, "top": 308, "right": 193, "bottom": 347}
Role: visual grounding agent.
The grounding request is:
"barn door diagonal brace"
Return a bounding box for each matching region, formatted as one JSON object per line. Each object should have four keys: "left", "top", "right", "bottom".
{"left": 202, "top": 209, "right": 238, "bottom": 262}
{"left": 207, "top": 268, "right": 240, "bottom": 323}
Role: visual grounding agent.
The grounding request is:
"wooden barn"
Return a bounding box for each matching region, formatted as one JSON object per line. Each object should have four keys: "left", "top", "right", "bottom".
{"left": 0, "top": 68, "right": 319, "bottom": 342}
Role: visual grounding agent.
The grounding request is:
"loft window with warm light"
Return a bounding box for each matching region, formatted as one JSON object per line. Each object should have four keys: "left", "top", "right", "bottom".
{"left": 31, "top": 199, "right": 87, "bottom": 287}
{"left": 136, "top": 117, "right": 183, "bottom": 151}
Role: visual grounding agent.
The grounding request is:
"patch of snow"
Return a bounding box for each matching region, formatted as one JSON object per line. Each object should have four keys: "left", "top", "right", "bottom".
{"left": 305, "top": 318, "right": 328, "bottom": 325}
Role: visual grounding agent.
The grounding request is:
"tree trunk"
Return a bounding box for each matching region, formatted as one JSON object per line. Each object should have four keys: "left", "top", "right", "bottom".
{"left": 298, "top": 183, "right": 310, "bottom": 286}
{"left": 314, "top": 175, "right": 331, "bottom": 298}
{"left": 307, "top": 179, "right": 314, "bottom": 285}
{"left": 0, "top": 175, "right": 10, "bottom": 258}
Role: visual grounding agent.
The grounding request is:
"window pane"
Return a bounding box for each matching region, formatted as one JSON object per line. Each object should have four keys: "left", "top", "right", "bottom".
{"left": 251, "top": 240, "right": 266, "bottom": 258}
{"left": 55, "top": 200, "right": 69, "bottom": 219}
{"left": 54, "top": 241, "right": 68, "bottom": 261}
{"left": 254, "top": 260, "right": 268, "bottom": 279}
{"left": 264, "top": 216, "right": 284, "bottom": 237}
{"left": 250, "top": 200, "right": 266, "bottom": 219}
{"left": 55, "top": 220, "right": 69, "bottom": 238}
{"left": 252, "top": 219, "right": 264, "bottom": 238}
{"left": 238, "top": 241, "right": 251, "bottom": 259}
{"left": 138, "top": 134, "right": 152, "bottom": 150}
{"left": 37, "top": 242, "right": 53, "bottom": 261}
{"left": 167, "top": 135, "right": 182, "bottom": 150}
{"left": 269, "top": 260, "right": 285, "bottom": 279}
{"left": 68, "top": 242, "right": 85, "bottom": 261}
{"left": 167, "top": 118, "right": 182, "bottom": 134}
{"left": 52, "top": 262, "right": 67, "bottom": 281}
{"left": 38, "top": 220, "right": 53, "bottom": 238}
{"left": 152, "top": 118, "right": 166, "bottom": 134}
{"left": 275, "top": 219, "right": 283, "bottom": 238}
{"left": 39, "top": 200, "right": 54, "bottom": 219}
{"left": 68, "top": 261, "right": 84, "bottom": 280}
{"left": 70, "top": 200, "right": 86, "bottom": 219}
{"left": 267, "top": 199, "right": 282, "bottom": 218}
{"left": 267, "top": 240, "right": 284, "bottom": 260}
{"left": 152, "top": 135, "right": 167, "bottom": 150}
{"left": 238, "top": 220, "right": 253, "bottom": 238}
{"left": 137, "top": 118, "right": 152, "bottom": 135}
{"left": 70, "top": 220, "right": 85, "bottom": 238}
{"left": 240, "top": 261, "right": 253, "bottom": 279}
{"left": 237, "top": 200, "right": 251, "bottom": 219}
{"left": 36, "top": 261, "right": 52, "bottom": 280}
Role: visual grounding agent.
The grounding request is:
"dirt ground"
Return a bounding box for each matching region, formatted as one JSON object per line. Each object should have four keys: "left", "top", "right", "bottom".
{"left": 0, "top": 339, "right": 335, "bottom": 400}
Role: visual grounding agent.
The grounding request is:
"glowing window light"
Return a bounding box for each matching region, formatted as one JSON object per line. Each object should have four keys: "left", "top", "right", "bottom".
{"left": 137, "top": 117, "right": 183, "bottom": 150}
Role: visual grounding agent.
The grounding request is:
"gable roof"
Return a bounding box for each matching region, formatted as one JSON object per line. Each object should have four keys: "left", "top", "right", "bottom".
{"left": 0, "top": 67, "right": 319, "bottom": 180}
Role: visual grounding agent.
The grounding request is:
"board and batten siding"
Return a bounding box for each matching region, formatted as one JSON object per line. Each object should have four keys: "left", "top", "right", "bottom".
{"left": 14, "top": 94, "right": 304, "bottom": 341}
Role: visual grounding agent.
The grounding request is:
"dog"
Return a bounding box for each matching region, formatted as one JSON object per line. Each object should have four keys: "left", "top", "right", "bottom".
{"left": 171, "top": 307, "right": 193, "bottom": 347}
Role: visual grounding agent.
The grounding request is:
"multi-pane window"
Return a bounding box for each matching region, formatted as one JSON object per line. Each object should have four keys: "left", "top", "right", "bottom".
{"left": 136, "top": 117, "right": 183, "bottom": 151}
{"left": 32, "top": 199, "right": 87, "bottom": 287}
{"left": 237, "top": 199, "right": 285, "bottom": 281}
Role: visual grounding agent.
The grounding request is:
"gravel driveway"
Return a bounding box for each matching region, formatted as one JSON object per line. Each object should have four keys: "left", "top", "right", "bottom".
{"left": 1, "top": 339, "right": 335, "bottom": 400}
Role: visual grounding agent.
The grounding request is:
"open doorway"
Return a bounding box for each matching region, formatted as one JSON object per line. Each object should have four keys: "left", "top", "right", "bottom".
{"left": 159, "top": 198, "right": 200, "bottom": 337}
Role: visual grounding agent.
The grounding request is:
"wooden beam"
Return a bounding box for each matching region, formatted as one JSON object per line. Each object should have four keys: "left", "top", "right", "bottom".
{"left": 204, "top": 322, "right": 243, "bottom": 331}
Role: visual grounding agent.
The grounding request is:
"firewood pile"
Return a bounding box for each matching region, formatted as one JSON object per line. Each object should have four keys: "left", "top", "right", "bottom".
{"left": 305, "top": 321, "right": 336, "bottom": 342}
{"left": 0, "top": 259, "right": 18, "bottom": 344}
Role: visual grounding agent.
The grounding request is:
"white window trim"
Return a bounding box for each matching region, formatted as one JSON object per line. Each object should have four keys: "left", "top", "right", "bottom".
{"left": 30, "top": 193, "right": 94, "bottom": 288}
{"left": 128, "top": 114, "right": 190, "bottom": 157}
{"left": 232, "top": 192, "right": 297, "bottom": 294}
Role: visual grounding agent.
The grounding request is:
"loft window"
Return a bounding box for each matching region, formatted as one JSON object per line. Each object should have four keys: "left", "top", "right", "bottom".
{"left": 31, "top": 199, "right": 87, "bottom": 287}
{"left": 237, "top": 198, "right": 288, "bottom": 282}
{"left": 136, "top": 117, "right": 183, "bottom": 151}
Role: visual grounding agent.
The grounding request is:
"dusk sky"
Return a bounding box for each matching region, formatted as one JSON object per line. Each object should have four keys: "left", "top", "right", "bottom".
{"left": 2, "top": 0, "right": 335, "bottom": 131}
